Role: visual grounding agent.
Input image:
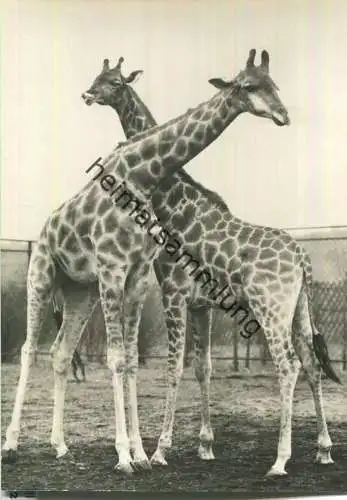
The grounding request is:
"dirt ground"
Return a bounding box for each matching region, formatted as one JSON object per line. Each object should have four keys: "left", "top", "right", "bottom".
{"left": 1, "top": 360, "right": 347, "bottom": 495}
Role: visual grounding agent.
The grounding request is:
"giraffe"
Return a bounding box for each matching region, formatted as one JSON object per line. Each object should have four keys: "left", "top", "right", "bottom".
{"left": 3, "top": 48, "right": 292, "bottom": 476}
{"left": 81, "top": 53, "right": 341, "bottom": 476}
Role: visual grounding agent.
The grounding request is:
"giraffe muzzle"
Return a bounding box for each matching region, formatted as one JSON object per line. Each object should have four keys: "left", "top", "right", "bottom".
{"left": 272, "top": 110, "right": 290, "bottom": 126}
{"left": 81, "top": 92, "right": 95, "bottom": 106}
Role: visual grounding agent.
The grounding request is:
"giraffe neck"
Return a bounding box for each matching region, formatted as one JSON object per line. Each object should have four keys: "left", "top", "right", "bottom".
{"left": 108, "top": 89, "right": 244, "bottom": 196}
{"left": 102, "top": 80, "right": 234, "bottom": 228}
{"left": 109, "top": 86, "right": 157, "bottom": 138}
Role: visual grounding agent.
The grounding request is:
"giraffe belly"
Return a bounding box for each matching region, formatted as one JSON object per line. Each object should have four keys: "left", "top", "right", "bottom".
{"left": 54, "top": 250, "right": 98, "bottom": 284}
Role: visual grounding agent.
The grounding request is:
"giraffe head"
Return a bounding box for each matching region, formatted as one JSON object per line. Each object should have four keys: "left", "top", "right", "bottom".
{"left": 209, "top": 49, "right": 290, "bottom": 126}
{"left": 81, "top": 57, "right": 143, "bottom": 106}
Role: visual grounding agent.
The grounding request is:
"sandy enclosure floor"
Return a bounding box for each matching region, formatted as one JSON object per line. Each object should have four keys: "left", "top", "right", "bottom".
{"left": 1, "top": 361, "right": 347, "bottom": 494}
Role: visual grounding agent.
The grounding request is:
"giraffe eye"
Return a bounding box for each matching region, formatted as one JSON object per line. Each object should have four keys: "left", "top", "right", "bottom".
{"left": 111, "top": 80, "right": 122, "bottom": 87}
{"left": 243, "top": 82, "right": 257, "bottom": 91}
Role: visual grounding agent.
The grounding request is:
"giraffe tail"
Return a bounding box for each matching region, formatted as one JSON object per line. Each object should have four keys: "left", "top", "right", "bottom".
{"left": 312, "top": 334, "right": 342, "bottom": 384}
{"left": 301, "top": 251, "right": 342, "bottom": 385}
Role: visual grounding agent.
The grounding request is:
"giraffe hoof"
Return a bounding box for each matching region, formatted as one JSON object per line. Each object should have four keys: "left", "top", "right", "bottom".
{"left": 55, "top": 445, "right": 70, "bottom": 459}
{"left": 114, "top": 462, "right": 134, "bottom": 475}
{"left": 131, "top": 458, "right": 152, "bottom": 472}
{"left": 265, "top": 467, "right": 288, "bottom": 478}
{"left": 2, "top": 449, "right": 18, "bottom": 464}
{"left": 198, "top": 444, "right": 215, "bottom": 460}
{"left": 150, "top": 450, "right": 168, "bottom": 466}
{"left": 315, "top": 454, "right": 334, "bottom": 465}
{"left": 198, "top": 451, "right": 215, "bottom": 460}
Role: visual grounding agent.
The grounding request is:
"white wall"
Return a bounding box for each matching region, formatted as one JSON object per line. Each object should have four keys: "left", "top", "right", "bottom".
{"left": 1, "top": 0, "right": 347, "bottom": 240}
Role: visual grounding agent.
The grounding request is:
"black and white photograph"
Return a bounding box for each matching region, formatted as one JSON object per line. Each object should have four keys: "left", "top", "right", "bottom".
{"left": 1, "top": 0, "right": 347, "bottom": 496}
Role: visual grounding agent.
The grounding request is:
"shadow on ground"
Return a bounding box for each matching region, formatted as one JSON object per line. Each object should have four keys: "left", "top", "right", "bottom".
{"left": 2, "top": 362, "right": 347, "bottom": 493}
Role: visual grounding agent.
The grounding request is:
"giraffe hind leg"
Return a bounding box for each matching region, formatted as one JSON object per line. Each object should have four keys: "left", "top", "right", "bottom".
{"left": 50, "top": 309, "right": 65, "bottom": 356}
{"left": 2, "top": 246, "right": 55, "bottom": 462}
{"left": 98, "top": 270, "right": 135, "bottom": 475}
{"left": 50, "top": 282, "right": 98, "bottom": 458}
{"left": 76, "top": 351, "right": 86, "bottom": 382}
{"left": 71, "top": 353, "right": 80, "bottom": 382}
{"left": 150, "top": 287, "right": 189, "bottom": 467}
{"left": 244, "top": 287, "right": 301, "bottom": 477}
{"left": 292, "top": 286, "right": 334, "bottom": 465}
{"left": 190, "top": 306, "right": 215, "bottom": 460}
{"left": 123, "top": 261, "right": 152, "bottom": 471}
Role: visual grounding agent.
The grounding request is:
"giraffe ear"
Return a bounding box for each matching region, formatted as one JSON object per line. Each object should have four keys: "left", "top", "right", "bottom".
{"left": 208, "top": 78, "right": 233, "bottom": 89}
{"left": 124, "top": 70, "right": 143, "bottom": 84}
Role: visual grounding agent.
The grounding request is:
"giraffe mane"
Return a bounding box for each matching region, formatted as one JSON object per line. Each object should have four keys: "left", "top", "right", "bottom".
{"left": 126, "top": 87, "right": 157, "bottom": 128}
{"left": 177, "top": 170, "right": 230, "bottom": 212}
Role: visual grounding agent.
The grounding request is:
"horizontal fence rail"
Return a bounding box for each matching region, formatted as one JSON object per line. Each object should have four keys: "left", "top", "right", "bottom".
{"left": 2, "top": 352, "right": 345, "bottom": 364}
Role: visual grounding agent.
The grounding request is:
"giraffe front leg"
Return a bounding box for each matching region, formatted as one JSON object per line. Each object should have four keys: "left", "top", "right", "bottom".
{"left": 123, "top": 262, "right": 151, "bottom": 471}
{"left": 109, "top": 350, "right": 134, "bottom": 476}
{"left": 150, "top": 292, "right": 188, "bottom": 466}
{"left": 3, "top": 254, "right": 53, "bottom": 463}
{"left": 190, "top": 307, "right": 215, "bottom": 461}
{"left": 99, "top": 273, "right": 133, "bottom": 475}
{"left": 51, "top": 353, "right": 70, "bottom": 459}
{"left": 50, "top": 284, "right": 98, "bottom": 459}
{"left": 127, "top": 373, "right": 150, "bottom": 470}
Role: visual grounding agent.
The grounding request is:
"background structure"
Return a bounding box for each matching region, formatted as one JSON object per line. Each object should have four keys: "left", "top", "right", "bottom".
{"left": 2, "top": 226, "right": 347, "bottom": 372}
{"left": 2, "top": 0, "right": 347, "bottom": 240}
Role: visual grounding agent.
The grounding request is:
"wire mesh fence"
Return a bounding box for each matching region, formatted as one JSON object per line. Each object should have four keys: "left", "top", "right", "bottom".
{"left": 1, "top": 226, "right": 347, "bottom": 371}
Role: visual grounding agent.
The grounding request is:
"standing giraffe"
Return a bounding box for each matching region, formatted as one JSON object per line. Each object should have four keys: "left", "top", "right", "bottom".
{"left": 3, "top": 49, "right": 291, "bottom": 475}
{"left": 81, "top": 53, "right": 341, "bottom": 476}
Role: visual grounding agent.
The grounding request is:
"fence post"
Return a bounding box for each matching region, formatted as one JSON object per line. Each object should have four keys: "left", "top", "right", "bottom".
{"left": 245, "top": 338, "right": 250, "bottom": 369}
{"left": 28, "top": 240, "right": 32, "bottom": 266}
{"left": 233, "top": 328, "right": 239, "bottom": 371}
{"left": 261, "top": 334, "right": 267, "bottom": 366}
{"left": 343, "top": 277, "right": 347, "bottom": 371}
{"left": 344, "top": 315, "right": 347, "bottom": 371}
